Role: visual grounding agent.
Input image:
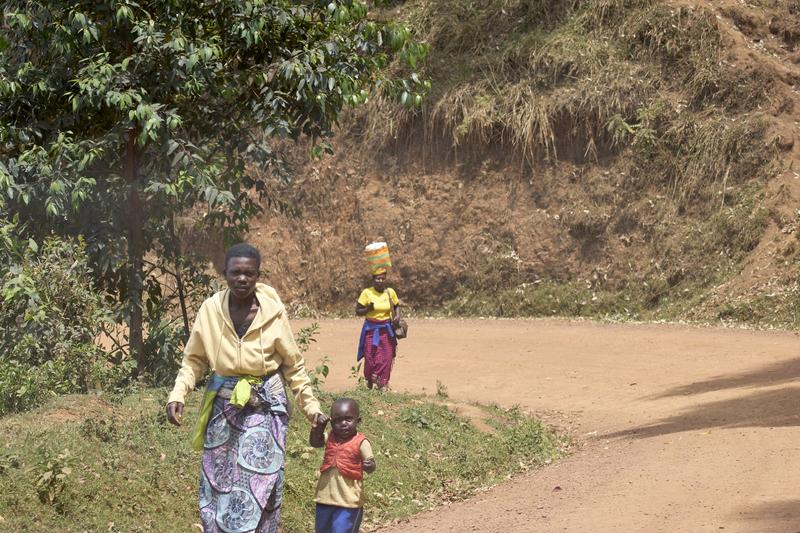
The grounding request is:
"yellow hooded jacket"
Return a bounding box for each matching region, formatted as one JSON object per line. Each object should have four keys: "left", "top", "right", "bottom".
{"left": 167, "top": 283, "right": 322, "bottom": 421}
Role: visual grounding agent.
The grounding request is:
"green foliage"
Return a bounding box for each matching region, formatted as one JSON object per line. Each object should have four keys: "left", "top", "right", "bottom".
{"left": 0, "top": 392, "right": 199, "bottom": 530}
{"left": 0, "top": 0, "right": 428, "bottom": 374}
{"left": 296, "top": 323, "right": 331, "bottom": 395}
{"left": 349, "top": 360, "right": 365, "bottom": 386}
{"left": 1, "top": 0, "right": 427, "bottom": 231}
{"left": 308, "top": 356, "right": 331, "bottom": 395}
{"left": 295, "top": 321, "right": 321, "bottom": 353}
{"left": 607, "top": 106, "right": 659, "bottom": 151}
{"left": 400, "top": 406, "right": 437, "bottom": 429}
{"left": 442, "top": 281, "right": 634, "bottom": 319}
{"left": 0, "top": 389, "right": 559, "bottom": 532}
{"left": 0, "top": 219, "right": 124, "bottom": 414}
{"left": 717, "top": 293, "right": 800, "bottom": 329}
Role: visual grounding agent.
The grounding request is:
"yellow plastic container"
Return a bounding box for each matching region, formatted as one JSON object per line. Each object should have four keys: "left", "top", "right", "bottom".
{"left": 365, "top": 242, "right": 392, "bottom": 274}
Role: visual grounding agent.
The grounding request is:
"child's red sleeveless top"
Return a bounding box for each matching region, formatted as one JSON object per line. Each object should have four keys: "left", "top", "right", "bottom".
{"left": 320, "top": 432, "right": 367, "bottom": 481}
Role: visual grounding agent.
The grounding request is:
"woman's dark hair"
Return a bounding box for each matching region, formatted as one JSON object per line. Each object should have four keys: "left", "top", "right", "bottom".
{"left": 224, "top": 243, "right": 261, "bottom": 270}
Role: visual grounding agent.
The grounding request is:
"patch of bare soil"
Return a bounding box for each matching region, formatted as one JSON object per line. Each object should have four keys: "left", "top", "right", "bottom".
{"left": 0, "top": 395, "right": 113, "bottom": 437}
{"left": 299, "top": 318, "right": 800, "bottom": 532}
{"left": 441, "top": 401, "right": 496, "bottom": 434}
{"left": 38, "top": 395, "right": 113, "bottom": 424}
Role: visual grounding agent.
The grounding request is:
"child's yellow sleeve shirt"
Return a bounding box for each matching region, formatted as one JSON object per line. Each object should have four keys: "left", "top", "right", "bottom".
{"left": 314, "top": 440, "right": 374, "bottom": 508}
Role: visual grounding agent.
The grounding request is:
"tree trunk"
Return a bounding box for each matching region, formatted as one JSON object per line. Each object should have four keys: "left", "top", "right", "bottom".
{"left": 168, "top": 212, "right": 191, "bottom": 339}
{"left": 125, "top": 130, "right": 146, "bottom": 375}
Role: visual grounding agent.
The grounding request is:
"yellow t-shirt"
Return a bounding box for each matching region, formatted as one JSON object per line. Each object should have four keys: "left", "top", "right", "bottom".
{"left": 357, "top": 287, "right": 399, "bottom": 321}
{"left": 314, "top": 440, "right": 374, "bottom": 508}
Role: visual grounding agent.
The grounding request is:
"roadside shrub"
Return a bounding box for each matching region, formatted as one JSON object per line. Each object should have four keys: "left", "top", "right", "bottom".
{"left": 0, "top": 220, "right": 122, "bottom": 414}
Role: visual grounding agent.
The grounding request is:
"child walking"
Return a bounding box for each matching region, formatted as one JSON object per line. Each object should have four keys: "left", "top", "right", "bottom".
{"left": 310, "top": 398, "right": 376, "bottom": 533}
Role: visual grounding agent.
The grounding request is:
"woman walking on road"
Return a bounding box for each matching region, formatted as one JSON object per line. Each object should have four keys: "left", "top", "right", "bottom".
{"left": 356, "top": 267, "right": 402, "bottom": 389}
{"left": 165, "top": 243, "right": 327, "bottom": 533}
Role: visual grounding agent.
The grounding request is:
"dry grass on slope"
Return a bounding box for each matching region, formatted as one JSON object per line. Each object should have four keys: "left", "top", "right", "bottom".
{"left": 358, "top": 0, "right": 773, "bottom": 164}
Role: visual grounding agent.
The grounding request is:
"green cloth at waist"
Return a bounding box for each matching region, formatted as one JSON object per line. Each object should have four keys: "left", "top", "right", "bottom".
{"left": 190, "top": 375, "right": 262, "bottom": 452}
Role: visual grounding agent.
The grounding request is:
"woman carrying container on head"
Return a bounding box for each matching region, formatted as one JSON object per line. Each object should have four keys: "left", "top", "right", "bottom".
{"left": 355, "top": 243, "right": 402, "bottom": 390}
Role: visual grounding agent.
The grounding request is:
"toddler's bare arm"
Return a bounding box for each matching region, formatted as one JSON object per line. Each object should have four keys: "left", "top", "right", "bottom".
{"left": 309, "top": 419, "right": 327, "bottom": 448}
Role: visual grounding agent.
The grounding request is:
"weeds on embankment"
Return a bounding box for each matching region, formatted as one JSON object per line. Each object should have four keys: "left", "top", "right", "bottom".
{"left": 0, "top": 388, "right": 559, "bottom": 532}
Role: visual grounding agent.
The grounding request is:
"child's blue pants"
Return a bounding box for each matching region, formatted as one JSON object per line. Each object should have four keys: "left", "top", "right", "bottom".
{"left": 315, "top": 503, "right": 363, "bottom": 533}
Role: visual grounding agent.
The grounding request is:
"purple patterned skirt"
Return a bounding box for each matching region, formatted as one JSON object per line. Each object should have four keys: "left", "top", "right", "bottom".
{"left": 199, "top": 374, "right": 288, "bottom": 533}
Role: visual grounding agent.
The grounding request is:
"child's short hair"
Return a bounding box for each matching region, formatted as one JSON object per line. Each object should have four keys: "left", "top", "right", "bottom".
{"left": 332, "top": 397, "right": 359, "bottom": 415}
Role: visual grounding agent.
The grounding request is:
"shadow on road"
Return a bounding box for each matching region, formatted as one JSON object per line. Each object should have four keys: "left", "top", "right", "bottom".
{"left": 733, "top": 499, "right": 800, "bottom": 530}
{"left": 649, "top": 358, "right": 800, "bottom": 399}
{"left": 606, "top": 387, "right": 800, "bottom": 439}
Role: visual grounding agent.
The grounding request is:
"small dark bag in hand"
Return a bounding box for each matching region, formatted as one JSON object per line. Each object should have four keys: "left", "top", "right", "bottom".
{"left": 389, "top": 289, "right": 408, "bottom": 340}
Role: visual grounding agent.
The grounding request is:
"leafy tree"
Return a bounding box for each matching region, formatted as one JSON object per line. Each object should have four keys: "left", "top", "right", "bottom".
{"left": 0, "top": 0, "right": 427, "bottom": 373}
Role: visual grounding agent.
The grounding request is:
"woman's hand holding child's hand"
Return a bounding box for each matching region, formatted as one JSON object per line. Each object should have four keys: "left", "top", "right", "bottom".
{"left": 309, "top": 413, "right": 329, "bottom": 448}
{"left": 312, "top": 412, "right": 330, "bottom": 430}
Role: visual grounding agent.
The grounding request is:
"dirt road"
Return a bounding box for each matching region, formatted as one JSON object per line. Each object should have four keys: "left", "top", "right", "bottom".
{"left": 299, "top": 318, "right": 800, "bottom": 532}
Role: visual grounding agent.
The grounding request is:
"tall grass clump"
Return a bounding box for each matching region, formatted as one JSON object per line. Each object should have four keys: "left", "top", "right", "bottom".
{"left": 410, "top": 0, "right": 658, "bottom": 163}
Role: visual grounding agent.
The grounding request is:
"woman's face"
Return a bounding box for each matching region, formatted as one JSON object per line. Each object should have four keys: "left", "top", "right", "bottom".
{"left": 225, "top": 256, "right": 259, "bottom": 299}
{"left": 372, "top": 273, "right": 387, "bottom": 292}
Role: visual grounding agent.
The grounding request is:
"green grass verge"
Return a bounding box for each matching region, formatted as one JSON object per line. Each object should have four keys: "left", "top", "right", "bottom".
{"left": 0, "top": 388, "right": 560, "bottom": 532}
